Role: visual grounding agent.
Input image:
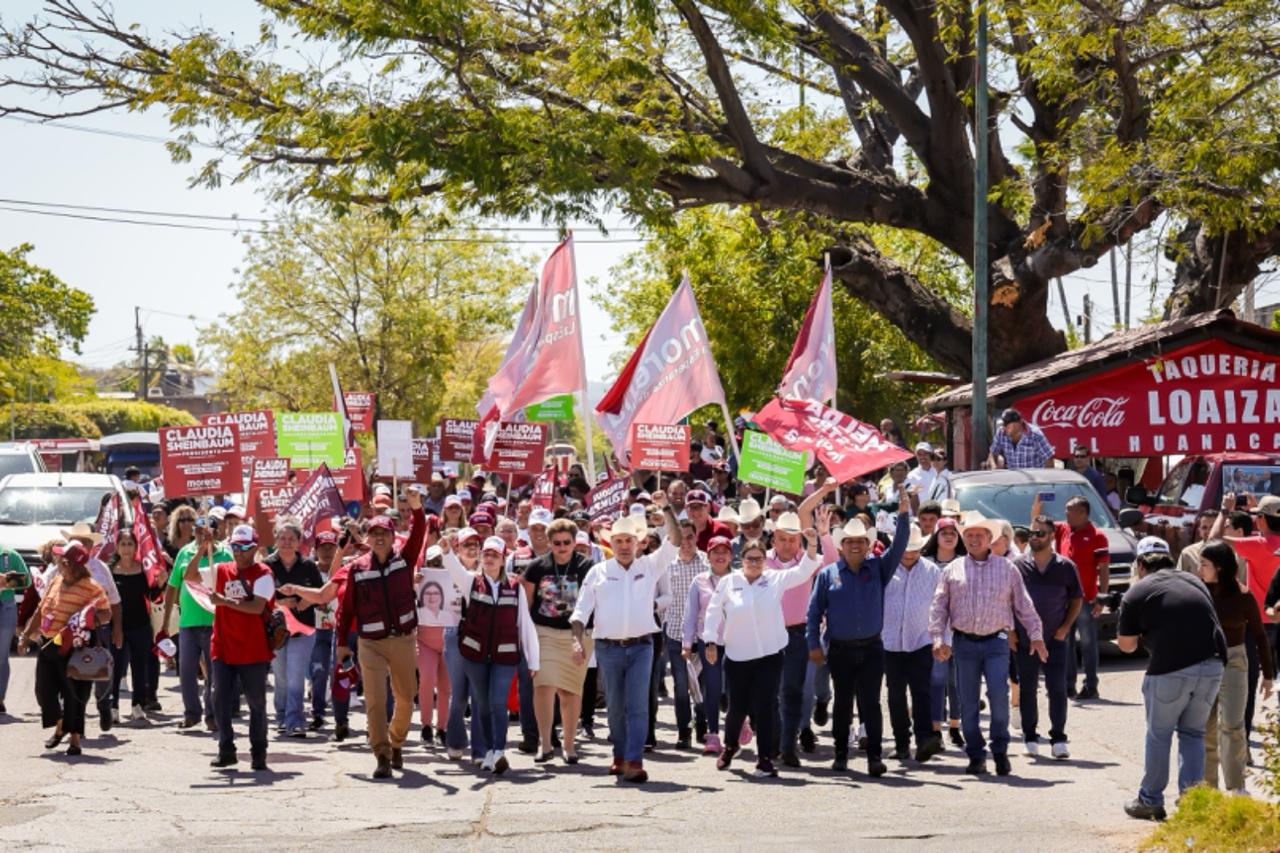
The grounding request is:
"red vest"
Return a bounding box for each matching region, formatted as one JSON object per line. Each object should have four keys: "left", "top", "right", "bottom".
{"left": 211, "top": 561, "right": 274, "bottom": 665}
{"left": 349, "top": 548, "right": 417, "bottom": 640}
{"left": 459, "top": 574, "right": 521, "bottom": 665}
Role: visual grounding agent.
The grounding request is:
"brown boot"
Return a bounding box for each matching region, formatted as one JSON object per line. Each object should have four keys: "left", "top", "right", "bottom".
{"left": 623, "top": 760, "right": 648, "bottom": 783}
{"left": 373, "top": 754, "right": 393, "bottom": 779}
{"left": 608, "top": 757, "right": 625, "bottom": 775}
{"left": 391, "top": 748, "right": 403, "bottom": 770}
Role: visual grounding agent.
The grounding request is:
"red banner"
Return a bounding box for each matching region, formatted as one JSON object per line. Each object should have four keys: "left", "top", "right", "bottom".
{"left": 130, "top": 495, "right": 168, "bottom": 588}
{"left": 281, "top": 464, "right": 346, "bottom": 548}
{"left": 1016, "top": 337, "right": 1280, "bottom": 457}
{"left": 440, "top": 418, "right": 479, "bottom": 463}
{"left": 530, "top": 467, "right": 558, "bottom": 509}
{"left": 91, "top": 493, "right": 121, "bottom": 563}
{"left": 343, "top": 392, "right": 376, "bottom": 433}
{"left": 298, "top": 446, "right": 366, "bottom": 504}
{"left": 486, "top": 422, "right": 548, "bottom": 474}
{"left": 159, "top": 423, "right": 242, "bottom": 497}
{"left": 630, "top": 423, "right": 691, "bottom": 471}
{"left": 753, "top": 397, "right": 913, "bottom": 483}
{"left": 586, "top": 476, "right": 630, "bottom": 522}
{"left": 200, "top": 409, "right": 275, "bottom": 476}
{"left": 246, "top": 457, "right": 292, "bottom": 518}
{"left": 412, "top": 437, "right": 435, "bottom": 483}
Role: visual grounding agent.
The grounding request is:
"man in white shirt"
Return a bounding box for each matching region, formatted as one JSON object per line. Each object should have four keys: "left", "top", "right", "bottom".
{"left": 904, "top": 443, "right": 937, "bottom": 502}
{"left": 570, "top": 498, "right": 682, "bottom": 783}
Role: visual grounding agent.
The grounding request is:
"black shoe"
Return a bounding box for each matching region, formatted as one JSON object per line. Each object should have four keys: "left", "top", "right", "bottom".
{"left": 676, "top": 734, "right": 691, "bottom": 750}
{"left": 949, "top": 727, "right": 965, "bottom": 748}
{"left": 857, "top": 735, "right": 868, "bottom": 752}
{"left": 716, "top": 745, "right": 738, "bottom": 771}
{"left": 334, "top": 723, "right": 349, "bottom": 742}
{"left": 892, "top": 746, "right": 911, "bottom": 761}
{"left": 965, "top": 757, "right": 988, "bottom": 775}
{"left": 916, "top": 735, "right": 944, "bottom": 763}
{"left": 1123, "top": 798, "right": 1167, "bottom": 821}
{"left": 754, "top": 758, "right": 778, "bottom": 778}
{"left": 813, "top": 699, "right": 829, "bottom": 727}
{"left": 831, "top": 755, "right": 848, "bottom": 772}
{"left": 309, "top": 717, "right": 325, "bottom": 732}
{"left": 1067, "top": 685, "right": 1078, "bottom": 699}
{"left": 0, "top": 701, "right": 6, "bottom": 714}
{"left": 1078, "top": 686, "right": 1100, "bottom": 700}
{"left": 99, "top": 704, "right": 112, "bottom": 732}
{"left": 534, "top": 750, "right": 555, "bottom": 763}
{"left": 66, "top": 743, "right": 81, "bottom": 756}
{"left": 251, "top": 754, "right": 267, "bottom": 772}
{"left": 867, "top": 758, "right": 887, "bottom": 777}
{"left": 994, "top": 753, "right": 1012, "bottom": 776}
{"left": 437, "top": 728, "right": 447, "bottom": 746}
{"left": 517, "top": 736, "right": 538, "bottom": 754}
{"left": 421, "top": 726, "right": 433, "bottom": 743}
{"left": 143, "top": 700, "right": 162, "bottom": 713}
{"left": 210, "top": 752, "right": 238, "bottom": 768}
{"left": 178, "top": 717, "right": 201, "bottom": 730}
{"left": 780, "top": 751, "right": 801, "bottom": 768}
{"left": 799, "top": 728, "right": 816, "bottom": 753}
{"left": 582, "top": 725, "right": 596, "bottom": 741}
{"left": 45, "top": 731, "right": 65, "bottom": 749}
{"left": 373, "top": 756, "right": 393, "bottom": 779}
{"left": 391, "top": 748, "right": 403, "bottom": 770}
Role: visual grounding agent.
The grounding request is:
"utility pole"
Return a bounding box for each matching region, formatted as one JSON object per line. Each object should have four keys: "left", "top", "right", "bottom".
{"left": 1123, "top": 243, "right": 1133, "bottom": 328}
{"left": 970, "top": 0, "right": 990, "bottom": 471}
{"left": 133, "top": 306, "right": 150, "bottom": 399}
{"left": 1109, "top": 248, "right": 1121, "bottom": 330}
{"left": 1080, "top": 294, "right": 1093, "bottom": 344}
{"left": 1244, "top": 280, "right": 1256, "bottom": 324}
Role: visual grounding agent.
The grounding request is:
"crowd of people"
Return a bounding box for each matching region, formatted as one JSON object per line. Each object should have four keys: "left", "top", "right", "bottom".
{"left": 1, "top": 413, "right": 1277, "bottom": 823}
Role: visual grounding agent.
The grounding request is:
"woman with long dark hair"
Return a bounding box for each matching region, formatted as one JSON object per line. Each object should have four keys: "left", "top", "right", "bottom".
{"left": 109, "top": 529, "right": 157, "bottom": 722}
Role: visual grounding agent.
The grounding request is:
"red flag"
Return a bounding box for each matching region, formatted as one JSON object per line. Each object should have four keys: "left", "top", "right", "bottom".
{"left": 779, "top": 264, "right": 837, "bottom": 404}
{"left": 485, "top": 236, "right": 586, "bottom": 419}
{"left": 329, "top": 364, "right": 355, "bottom": 450}
{"left": 530, "top": 466, "right": 557, "bottom": 510}
{"left": 477, "top": 271, "right": 541, "bottom": 419}
{"left": 281, "top": 464, "right": 346, "bottom": 551}
{"left": 130, "top": 495, "right": 167, "bottom": 589}
{"left": 595, "top": 273, "right": 727, "bottom": 466}
{"left": 278, "top": 605, "right": 316, "bottom": 636}
{"left": 752, "top": 397, "right": 913, "bottom": 483}
{"left": 91, "top": 493, "right": 121, "bottom": 562}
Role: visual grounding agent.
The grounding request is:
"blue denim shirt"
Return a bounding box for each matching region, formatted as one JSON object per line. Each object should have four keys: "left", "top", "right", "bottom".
{"left": 806, "top": 512, "right": 911, "bottom": 649}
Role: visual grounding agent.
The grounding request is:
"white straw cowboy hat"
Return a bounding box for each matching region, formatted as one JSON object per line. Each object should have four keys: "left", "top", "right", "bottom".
{"left": 904, "top": 524, "right": 927, "bottom": 552}
{"left": 716, "top": 505, "right": 740, "bottom": 525}
{"left": 833, "top": 518, "right": 872, "bottom": 546}
{"left": 736, "top": 498, "right": 763, "bottom": 525}
{"left": 773, "top": 512, "right": 803, "bottom": 535}
{"left": 60, "top": 520, "right": 103, "bottom": 545}
{"left": 601, "top": 513, "right": 648, "bottom": 544}
{"left": 959, "top": 511, "right": 1004, "bottom": 540}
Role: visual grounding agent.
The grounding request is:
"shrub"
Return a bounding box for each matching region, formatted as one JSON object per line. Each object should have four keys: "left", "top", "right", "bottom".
{"left": 5, "top": 403, "right": 102, "bottom": 439}
{"left": 1143, "top": 785, "right": 1280, "bottom": 852}
{"left": 65, "top": 400, "right": 197, "bottom": 433}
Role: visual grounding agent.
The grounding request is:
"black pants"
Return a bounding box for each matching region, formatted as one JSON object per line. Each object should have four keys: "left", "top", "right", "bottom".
{"left": 1245, "top": 631, "right": 1260, "bottom": 736}
{"left": 581, "top": 666, "right": 599, "bottom": 726}
{"left": 828, "top": 639, "right": 885, "bottom": 760}
{"left": 111, "top": 624, "right": 155, "bottom": 709}
{"left": 647, "top": 632, "right": 663, "bottom": 744}
{"left": 884, "top": 646, "right": 934, "bottom": 750}
{"left": 724, "top": 652, "right": 783, "bottom": 760}
{"left": 213, "top": 659, "right": 269, "bottom": 758}
{"left": 36, "top": 642, "right": 92, "bottom": 734}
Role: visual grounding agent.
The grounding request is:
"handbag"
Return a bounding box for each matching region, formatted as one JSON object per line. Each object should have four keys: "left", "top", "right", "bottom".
{"left": 67, "top": 626, "right": 114, "bottom": 682}
{"left": 265, "top": 609, "right": 289, "bottom": 651}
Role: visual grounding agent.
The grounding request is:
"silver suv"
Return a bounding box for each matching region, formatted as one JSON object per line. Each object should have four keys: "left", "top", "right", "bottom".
{"left": 0, "top": 443, "right": 46, "bottom": 478}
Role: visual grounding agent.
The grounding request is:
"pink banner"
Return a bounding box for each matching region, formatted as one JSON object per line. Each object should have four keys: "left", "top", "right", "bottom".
{"left": 778, "top": 266, "right": 837, "bottom": 403}
{"left": 753, "top": 397, "right": 913, "bottom": 483}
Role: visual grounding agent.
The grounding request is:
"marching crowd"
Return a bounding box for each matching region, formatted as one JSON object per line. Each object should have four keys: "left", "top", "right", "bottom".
{"left": 1, "top": 414, "right": 1277, "bottom": 822}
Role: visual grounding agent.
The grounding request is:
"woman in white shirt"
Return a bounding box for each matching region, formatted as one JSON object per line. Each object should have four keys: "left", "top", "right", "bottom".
{"left": 703, "top": 532, "right": 820, "bottom": 777}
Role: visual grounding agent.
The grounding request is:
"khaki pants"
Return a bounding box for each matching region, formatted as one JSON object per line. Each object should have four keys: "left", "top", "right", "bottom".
{"left": 360, "top": 634, "right": 417, "bottom": 759}
{"left": 1205, "top": 644, "right": 1248, "bottom": 790}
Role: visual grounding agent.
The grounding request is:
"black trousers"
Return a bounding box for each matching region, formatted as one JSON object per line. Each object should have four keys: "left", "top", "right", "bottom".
{"left": 828, "top": 639, "right": 885, "bottom": 760}
{"left": 724, "top": 652, "right": 784, "bottom": 759}
{"left": 36, "top": 642, "right": 92, "bottom": 734}
{"left": 581, "top": 665, "right": 599, "bottom": 726}
{"left": 214, "top": 660, "right": 269, "bottom": 758}
{"left": 884, "top": 646, "right": 934, "bottom": 749}
{"left": 111, "top": 623, "right": 155, "bottom": 708}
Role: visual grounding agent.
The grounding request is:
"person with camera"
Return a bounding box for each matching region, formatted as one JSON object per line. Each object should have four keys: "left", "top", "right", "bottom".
{"left": 205, "top": 525, "right": 275, "bottom": 771}
{"left": 520, "top": 517, "right": 596, "bottom": 764}
{"left": 18, "top": 541, "right": 112, "bottom": 757}
{"left": 163, "top": 514, "right": 231, "bottom": 730}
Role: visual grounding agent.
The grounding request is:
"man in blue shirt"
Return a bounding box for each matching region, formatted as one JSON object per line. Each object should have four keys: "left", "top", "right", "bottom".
{"left": 807, "top": 491, "right": 911, "bottom": 776}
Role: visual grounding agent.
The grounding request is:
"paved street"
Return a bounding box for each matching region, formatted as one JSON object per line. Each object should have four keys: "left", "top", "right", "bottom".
{"left": 4, "top": 651, "right": 1271, "bottom": 851}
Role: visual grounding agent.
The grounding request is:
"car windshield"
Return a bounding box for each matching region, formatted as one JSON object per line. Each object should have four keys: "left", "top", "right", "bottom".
{"left": 953, "top": 482, "right": 1114, "bottom": 528}
{"left": 0, "top": 487, "right": 109, "bottom": 525}
{"left": 0, "top": 454, "right": 37, "bottom": 478}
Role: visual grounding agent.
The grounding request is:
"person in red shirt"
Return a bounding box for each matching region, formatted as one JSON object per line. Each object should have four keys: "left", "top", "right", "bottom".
{"left": 1035, "top": 495, "right": 1109, "bottom": 699}
{"left": 686, "top": 489, "right": 731, "bottom": 551}
{"left": 208, "top": 524, "right": 276, "bottom": 771}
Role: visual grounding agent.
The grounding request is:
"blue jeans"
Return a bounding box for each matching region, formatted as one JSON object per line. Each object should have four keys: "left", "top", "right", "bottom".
{"left": 0, "top": 598, "right": 17, "bottom": 703}
{"left": 954, "top": 634, "right": 1012, "bottom": 760}
{"left": 443, "top": 627, "right": 483, "bottom": 756}
{"left": 463, "top": 659, "right": 517, "bottom": 753}
{"left": 778, "top": 627, "right": 810, "bottom": 752}
{"left": 179, "top": 626, "right": 213, "bottom": 721}
{"left": 696, "top": 641, "right": 724, "bottom": 734}
{"left": 272, "top": 632, "right": 317, "bottom": 731}
{"left": 665, "top": 635, "right": 692, "bottom": 735}
{"left": 596, "top": 639, "right": 654, "bottom": 762}
{"left": 310, "top": 628, "right": 332, "bottom": 720}
{"left": 1017, "top": 638, "right": 1069, "bottom": 743}
{"left": 1068, "top": 603, "right": 1100, "bottom": 692}
{"left": 517, "top": 652, "right": 537, "bottom": 743}
{"left": 1139, "top": 658, "right": 1225, "bottom": 807}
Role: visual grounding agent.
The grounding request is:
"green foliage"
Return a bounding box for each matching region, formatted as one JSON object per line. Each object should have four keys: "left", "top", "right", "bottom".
{"left": 1142, "top": 785, "right": 1280, "bottom": 852}
{"left": 0, "top": 245, "right": 94, "bottom": 362}
{"left": 204, "top": 209, "right": 534, "bottom": 433}
{"left": 65, "top": 400, "right": 197, "bottom": 434}
{"left": 0, "top": 354, "right": 96, "bottom": 403}
{"left": 598, "top": 208, "right": 951, "bottom": 425}
{"left": 5, "top": 404, "right": 102, "bottom": 440}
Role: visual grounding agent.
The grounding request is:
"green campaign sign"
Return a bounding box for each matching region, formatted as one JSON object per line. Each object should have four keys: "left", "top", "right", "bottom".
{"left": 738, "top": 430, "right": 806, "bottom": 493}
{"left": 524, "top": 394, "right": 576, "bottom": 422}
{"left": 276, "top": 412, "right": 346, "bottom": 469}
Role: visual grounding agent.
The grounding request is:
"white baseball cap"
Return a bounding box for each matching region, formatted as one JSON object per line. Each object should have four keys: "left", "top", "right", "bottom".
{"left": 529, "top": 508, "right": 554, "bottom": 528}
{"left": 1135, "top": 536, "right": 1170, "bottom": 556}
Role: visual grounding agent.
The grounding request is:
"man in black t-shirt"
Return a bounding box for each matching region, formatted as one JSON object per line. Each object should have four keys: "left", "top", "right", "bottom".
{"left": 1117, "top": 537, "right": 1227, "bottom": 821}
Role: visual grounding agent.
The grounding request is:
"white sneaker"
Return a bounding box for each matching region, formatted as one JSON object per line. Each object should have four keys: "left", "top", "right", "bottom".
{"left": 130, "top": 706, "right": 148, "bottom": 723}
{"left": 1024, "top": 739, "right": 1040, "bottom": 757}
{"left": 480, "top": 750, "right": 496, "bottom": 772}
{"left": 1051, "top": 742, "right": 1070, "bottom": 760}
{"left": 447, "top": 748, "right": 463, "bottom": 760}
{"left": 111, "top": 708, "right": 121, "bottom": 725}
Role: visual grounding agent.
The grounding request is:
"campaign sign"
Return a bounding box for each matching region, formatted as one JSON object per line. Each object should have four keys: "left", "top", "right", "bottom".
{"left": 297, "top": 446, "right": 366, "bottom": 504}
{"left": 412, "top": 438, "right": 435, "bottom": 484}
{"left": 201, "top": 409, "right": 276, "bottom": 475}
{"left": 343, "top": 391, "right": 376, "bottom": 433}
{"left": 246, "top": 457, "right": 292, "bottom": 518}
{"left": 159, "top": 423, "right": 242, "bottom": 497}
{"left": 440, "top": 418, "right": 479, "bottom": 463}
{"left": 738, "top": 430, "right": 807, "bottom": 493}
{"left": 586, "top": 476, "right": 630, "bottom": 522}
{"left": 630, "top": 423, "right": 691, "bottom": 472}
{"left": 486, "top": 422, "right": 548, "bottom": 474}
{"left": 525, "top": 394, "right": 576, "bottom": 422}
{"left": 277, "top": 412, "right": 345, "bottom": 469}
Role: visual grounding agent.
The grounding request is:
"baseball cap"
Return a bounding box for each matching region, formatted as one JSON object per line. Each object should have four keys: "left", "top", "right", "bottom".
{"left": 365, "top": 515, "right": 396, "bottom": 533}
{"left": 53, "top": 540, "right": 90, "bottom": 566}
{"left": 706, "top": 536, "right": 733, "bottom": 553}
{"left": 424, "top": 545, "right": 443, "bottom": 562}
{"left": 629, "top": 503, "right": 647, "bottom": 517}
{"left": 1254, "top": 495, "right": 1280, "bottom": 516}
{"left": 481, "top": 535, "right": 506, "bottom": 554}
{"left": 208, "top": 506, "right": 227, "bottom": 521}
{"left": 1135, "top": 536, "right": 1171, "bottom": 556}
{"left": 914, "top": 441, "right": 933, "bottom": 453}
{"left": 372, "top": 483, "right": 392, "bottom": 495}
{"left": 575, "top": 531, "right": 590, "bottom": 546}
{"left": 456, "top": 527, "right": 482, "bottom": 544}
{"left": 371, "top": 493, "right": 394, "bottom": 509}
{"left": 229, "top": 524, "right": 258, "bottom": 548}
{"left": 226, "top": 504, "right": 247, "bottom": 519}
{"left": 686, "top": 489, "right": 710, "bottom": 505}
{"left": 469, "top": 511, "right": 495, "bottom": 527}
{"left": 1000, "top": 408, "right": 1023, "bottom": 424}
{"left": 528, "top": 507, "right": 554, "bottom": 528}
{"left": 635, "top": 491, "right": 653, "bottom": 504}
{"left": 443, "top": 495, "right": 462, "bottom": 508}
{"left": 314, "top": 531, "right": 339, "bottom": 546}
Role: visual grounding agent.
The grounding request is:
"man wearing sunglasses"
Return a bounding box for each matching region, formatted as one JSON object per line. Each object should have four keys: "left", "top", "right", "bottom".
{"left": 1070, "top": 445, "right": 1108, "bottom": 502}
{"left": 1012, "top": 516, "right": 1084, "bottom": 760}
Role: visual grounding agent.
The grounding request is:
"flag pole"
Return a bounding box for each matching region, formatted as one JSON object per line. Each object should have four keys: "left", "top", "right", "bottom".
{"left": 569, "top": 232, "right": 598, "bottom": 486}
{"left": 719, "top": 401, "right": 741, "bottom": 463}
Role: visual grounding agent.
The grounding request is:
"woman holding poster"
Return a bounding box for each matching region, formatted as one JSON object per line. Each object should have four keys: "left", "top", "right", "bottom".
{"left": 415, "top": 545, "right": 462, "bottom": 746}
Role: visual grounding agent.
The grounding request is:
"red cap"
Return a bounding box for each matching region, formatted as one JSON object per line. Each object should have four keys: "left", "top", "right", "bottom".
{"left": 469, "top": 511, "right": 495, "bottom": 527}
{"left": 314, "top": 531, "right": 339, "bottom": 546}
{"left": 53, "top": 541, "right": 90, "bottom": 567}
{"left": 365, "top": 516, "right": 396, "bottom": 533}
{"left": 936, "top": 518, "right": 958, "bottom": 531}
{"left": 707, "top": 536, "right": 732, "bottom": 553}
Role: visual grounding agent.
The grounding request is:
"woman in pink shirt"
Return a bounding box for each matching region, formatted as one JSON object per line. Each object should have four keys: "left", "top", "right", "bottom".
{"left": 681, "top": 537, "right": 734, "bottom": 754}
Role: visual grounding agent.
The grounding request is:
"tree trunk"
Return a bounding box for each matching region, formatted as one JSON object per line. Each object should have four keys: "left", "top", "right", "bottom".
{"left": 1163, "top": 220, "right": 1280, "bottom": 320}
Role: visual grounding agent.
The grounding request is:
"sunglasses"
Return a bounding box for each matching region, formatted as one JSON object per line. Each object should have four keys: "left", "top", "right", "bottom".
{"left": 1029, "top": 530, "right": 1051, "bottom": 538}
{"left": 550, "top": 538, "right": 575, "bottom": 547}
{"left": 230, "top": 543, "right": 257, "bottom": 552}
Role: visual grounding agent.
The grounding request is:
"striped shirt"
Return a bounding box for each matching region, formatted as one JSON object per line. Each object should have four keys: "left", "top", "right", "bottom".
{"left": 663, "top": 552, "right": 709, "bottom": 641}
{"left": 883, "top": 556, "right": 945, "bottom": 652}
{"left": 38, "top": 574, "right": 109, "bottom": 638}
{"left": 929, "top": 554, "right": 1044, "bottom": 642}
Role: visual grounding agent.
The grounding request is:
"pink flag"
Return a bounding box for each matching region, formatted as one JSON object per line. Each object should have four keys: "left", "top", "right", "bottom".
{"left": 753, "top": 397, "right": 913, "bottom": 483}
{"left": 484, "top": 236, "right": 586, "bottom": 419}
{"left": 595, "top": 273, "right": 728, "bottom": 465}
{"left": 476, "top": 275, "right": 540, "bottom": 419}
{"left": 778, "top": 264, "right": 837, "bottom": 403}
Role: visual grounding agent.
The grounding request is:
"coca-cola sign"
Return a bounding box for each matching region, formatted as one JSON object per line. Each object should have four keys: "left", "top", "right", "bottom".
{"left": 1017, "top": 337, "right": 1280, "bottom": 457}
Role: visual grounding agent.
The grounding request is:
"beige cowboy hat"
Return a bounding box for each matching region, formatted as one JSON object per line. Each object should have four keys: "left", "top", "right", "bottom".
{"left": 736, "top": 498, "right": 763, "bottom": 525}
{"left": 601, "top": 513, "right": 648, "bottom": 544}
{"left": 773, "top": 511, "right": 803, "bottom": 535}
{"left": 904, "top": 524, "right": 927, "bottom": 552}
{"left": 833, "top": 518, "right": 872, "bottom": 547}
{"left": 940, "top": 499, "right": 962, "bottom": 518}
{"left": 959, "top": 511, "right": 1004, "bottom": 540}
{"left": 60, "top": 520, "right": 103, "bottom": 545}
{"left": 715, "top": 505, "right": 740, "bottom": 526}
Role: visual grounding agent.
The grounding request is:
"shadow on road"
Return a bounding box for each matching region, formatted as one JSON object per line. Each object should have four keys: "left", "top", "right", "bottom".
{"left": 190, "top": 768, "right": 304, "bottom": 787}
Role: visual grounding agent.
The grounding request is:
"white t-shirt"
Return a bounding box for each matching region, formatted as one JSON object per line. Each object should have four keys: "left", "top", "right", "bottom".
{"left": 87, "top": 556, "right": 121, "bottom": 606}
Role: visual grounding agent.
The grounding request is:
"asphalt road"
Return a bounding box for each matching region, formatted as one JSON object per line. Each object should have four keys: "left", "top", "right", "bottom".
{"left": 0, "top": 651, "right": 1271, "bottom": 852}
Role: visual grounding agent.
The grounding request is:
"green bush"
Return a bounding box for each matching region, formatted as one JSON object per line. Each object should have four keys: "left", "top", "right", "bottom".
{"left": 4, "top": 402, "right": 102, "bottom": 439}
{"left": 65, "top": 400, "right": 197, "bottom": 433}
{"left": 1143, "top": 786, "right": 1280, "bottom": 852}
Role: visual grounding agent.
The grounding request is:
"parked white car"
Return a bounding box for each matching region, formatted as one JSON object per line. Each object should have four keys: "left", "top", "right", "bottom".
{"left": 0, "top": 472, "right": 130, "bottom": 573}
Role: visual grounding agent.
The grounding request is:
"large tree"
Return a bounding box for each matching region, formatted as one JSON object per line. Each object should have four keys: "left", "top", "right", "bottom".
{"left": 4, "top": 0, "right": 1278, "bottom": 375}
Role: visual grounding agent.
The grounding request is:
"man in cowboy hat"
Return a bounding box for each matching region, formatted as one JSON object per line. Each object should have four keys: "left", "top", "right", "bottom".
{"left": 570, "top": 496, "right": 682, "bottom": 783}
{"left": 732, "top": 497, "right": 765, "bottom": 562}
{"left": 806, "top": 488, "right": 912, "bottom": 777}
{"left": 929, "top": 513, "right": 1047, "bottom": 776}
{"left": 62, "top": 521, "right": 124, "bottom": 730}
